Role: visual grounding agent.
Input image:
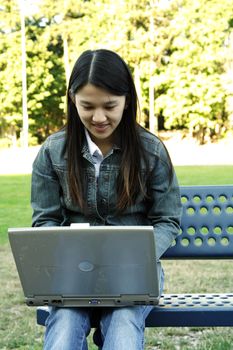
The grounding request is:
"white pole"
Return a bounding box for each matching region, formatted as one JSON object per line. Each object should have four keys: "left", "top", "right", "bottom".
{"left": 63, "top": 0, "right": 70, "bottom": 88}
{"left": 19, "top": 0, "right": 28, "bottom": 148}
{"left": 149, "top": 0, "right": 157, "bottom": 134}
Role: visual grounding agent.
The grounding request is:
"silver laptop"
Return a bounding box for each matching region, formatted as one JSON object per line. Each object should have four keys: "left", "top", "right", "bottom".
{"left": 8, "top": 225, "right": 160, "bottom": 307}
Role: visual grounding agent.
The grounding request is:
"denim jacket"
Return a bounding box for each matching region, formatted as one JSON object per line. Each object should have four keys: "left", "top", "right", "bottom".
{"left": 31, "top": 128, "right": 182, "bottom": 259}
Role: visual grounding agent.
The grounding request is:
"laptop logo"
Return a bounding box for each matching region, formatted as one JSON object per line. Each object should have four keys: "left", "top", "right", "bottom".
{"left": 78, "top": 261, "right": 94, "bottom": 272}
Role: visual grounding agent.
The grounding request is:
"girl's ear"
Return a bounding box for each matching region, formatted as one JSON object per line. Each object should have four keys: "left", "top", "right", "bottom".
{"left": 69, "top": 89, "right": 75, "bottom": 104}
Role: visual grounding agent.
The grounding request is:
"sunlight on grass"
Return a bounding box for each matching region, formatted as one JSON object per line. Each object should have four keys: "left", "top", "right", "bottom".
{"left": 0, "top": 174, "right": 31, "bottom": 244}
{"left": 175, "top": 165, "right": 233, "bottom": 185}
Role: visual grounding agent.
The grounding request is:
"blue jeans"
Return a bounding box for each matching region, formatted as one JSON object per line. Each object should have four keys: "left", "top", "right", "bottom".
{"left": 44, "top": 305, "right": 153, "bottom": 350}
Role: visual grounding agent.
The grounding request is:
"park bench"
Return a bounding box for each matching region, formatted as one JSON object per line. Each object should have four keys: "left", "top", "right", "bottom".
{"left": 37, "top": 185, "right": 233, "bottom": 346}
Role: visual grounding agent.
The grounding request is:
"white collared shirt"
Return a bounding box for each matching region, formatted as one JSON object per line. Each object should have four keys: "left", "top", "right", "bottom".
{"left": 85, "top": 129, "right": 104, "bottom": 177}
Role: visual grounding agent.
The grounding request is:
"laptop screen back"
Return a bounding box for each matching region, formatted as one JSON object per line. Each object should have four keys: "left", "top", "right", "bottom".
{"left": 8, "top": 226, "right": 160, "bottom": 306}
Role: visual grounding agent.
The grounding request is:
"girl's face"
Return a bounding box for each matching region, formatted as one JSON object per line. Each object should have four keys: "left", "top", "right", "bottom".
{"left": 74, "top": 84, "right": 126, "bottom": 151}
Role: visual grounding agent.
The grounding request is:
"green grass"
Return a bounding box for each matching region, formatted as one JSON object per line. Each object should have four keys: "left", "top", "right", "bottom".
{"left": 1, "top": 166, "right": 233, "bottom": 349}
{"left": 0, "top": 174, "right": 31, "bottom": 245}
{"left": 175, "top": 165, "right": 233, "bottom": 185}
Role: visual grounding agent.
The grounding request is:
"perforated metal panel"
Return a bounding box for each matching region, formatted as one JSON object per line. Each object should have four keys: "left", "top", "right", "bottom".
{"left": 163, "top": 185, "right": 233, "bottom": 259}
{"left": 146, "top": 293, "right": 233, "bottom": 327}
{"left": 159, "top": 293, "right": 233, "bottom": 308}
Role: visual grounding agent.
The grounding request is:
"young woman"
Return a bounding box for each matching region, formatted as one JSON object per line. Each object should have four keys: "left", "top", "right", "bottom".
{"left": 31, "top": 49, "right": 182, "bottom": 350}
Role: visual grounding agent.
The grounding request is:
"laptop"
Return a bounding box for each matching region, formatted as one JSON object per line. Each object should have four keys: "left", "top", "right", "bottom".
{"left": 8, "top": 225, "right": 161, "bottom": 307}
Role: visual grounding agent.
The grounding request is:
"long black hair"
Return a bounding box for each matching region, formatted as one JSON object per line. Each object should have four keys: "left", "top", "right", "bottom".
{"left": 66, "top": 49, "right": 149, "bottom": 211}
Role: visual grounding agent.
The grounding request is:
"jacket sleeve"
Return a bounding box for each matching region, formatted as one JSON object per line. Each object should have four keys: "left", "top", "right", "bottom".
{"left": 31, "top": 141, "right": 64, "bottom": 227}
{"left": 147, "top": 142, "right": 182, "bottom": 259}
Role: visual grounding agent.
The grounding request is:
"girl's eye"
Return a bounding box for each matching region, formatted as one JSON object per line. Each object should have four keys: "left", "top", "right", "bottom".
{"left": 82, "top": 105, "right": 116, "bottom": 111}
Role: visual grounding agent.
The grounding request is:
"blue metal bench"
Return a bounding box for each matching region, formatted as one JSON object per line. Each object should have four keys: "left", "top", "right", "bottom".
{"left": 37, "top": 185, "right": 233, "bottom": 342}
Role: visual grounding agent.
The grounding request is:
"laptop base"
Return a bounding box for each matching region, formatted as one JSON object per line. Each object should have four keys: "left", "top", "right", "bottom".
{"left": 26, "top": 295, "right": 160, "bottom": 307}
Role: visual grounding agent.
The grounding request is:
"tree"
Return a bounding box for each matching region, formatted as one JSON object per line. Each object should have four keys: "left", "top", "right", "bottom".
{"left": 153, "top": 0, "right": 233, "bottom": 143}
{"left": 1, "top": 0, "right": 233, "bottom": 145}
{"left": 0, "top": 0, "right": 22, "bottom": 143}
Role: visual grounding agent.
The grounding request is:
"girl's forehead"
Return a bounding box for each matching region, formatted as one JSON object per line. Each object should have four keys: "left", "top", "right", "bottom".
{"left": 75, "top": 84, "right": 125, "bottom": 103}
{"left": 76, "top": 84, "right": 119, "bottom": 100}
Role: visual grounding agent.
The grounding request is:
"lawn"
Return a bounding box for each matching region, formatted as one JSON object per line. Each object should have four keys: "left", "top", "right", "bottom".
{"left": 175, "top": 165, "right": 233, "bottom": 185}
{"left": 0, "top": 174, "right": 32, "bottom": 245}
{"left": 1, "top": 166, "right": 233, "bottom": 349}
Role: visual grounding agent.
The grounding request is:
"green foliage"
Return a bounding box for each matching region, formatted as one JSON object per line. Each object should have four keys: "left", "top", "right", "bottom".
{"left": 0, "top": 1, "right": 22, "bottom": 139}
{"left": 153, "top": 0, "right": 233, "bottom": 143}
{"left": 25, "top": 19, "right": 66, "bottom": 142}
{"left": 0, "top": 0, "right": 66, "bottom": 143}
{"left": 0, "top": 0, "right": 233, "bottom": 143}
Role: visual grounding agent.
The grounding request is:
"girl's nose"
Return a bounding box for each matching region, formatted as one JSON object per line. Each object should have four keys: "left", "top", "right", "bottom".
{"left": 92, "top": 109, "right": 107, "bottom": 123}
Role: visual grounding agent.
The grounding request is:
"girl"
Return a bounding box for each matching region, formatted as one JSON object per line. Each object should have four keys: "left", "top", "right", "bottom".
{"left": 31, "top": 49, "right": 182, "bottom": 350}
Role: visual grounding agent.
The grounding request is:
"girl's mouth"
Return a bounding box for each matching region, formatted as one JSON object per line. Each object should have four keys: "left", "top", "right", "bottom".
{"left": 92, "top": 124, "right": 110, "bottom": 132}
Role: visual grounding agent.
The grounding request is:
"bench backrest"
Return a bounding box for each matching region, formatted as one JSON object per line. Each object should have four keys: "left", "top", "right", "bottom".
{"left": 163, "top": 185, "right": 233, "bottom": 259}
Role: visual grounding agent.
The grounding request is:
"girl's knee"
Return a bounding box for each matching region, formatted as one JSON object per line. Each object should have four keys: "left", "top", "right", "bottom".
{"left": 44, "top": 308, "right": 92, "bottom": 350}
{"left": 46, "top": 307, "right": 91, "bottom": 333}
{"left": 107, "top": 306, "right": 152, "bottom": 325}
{"left": 100, "top": 306, "right": 150, "bottom": 336}
{"left": 100, "top": 307, "right": 148, "bottom": 350}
